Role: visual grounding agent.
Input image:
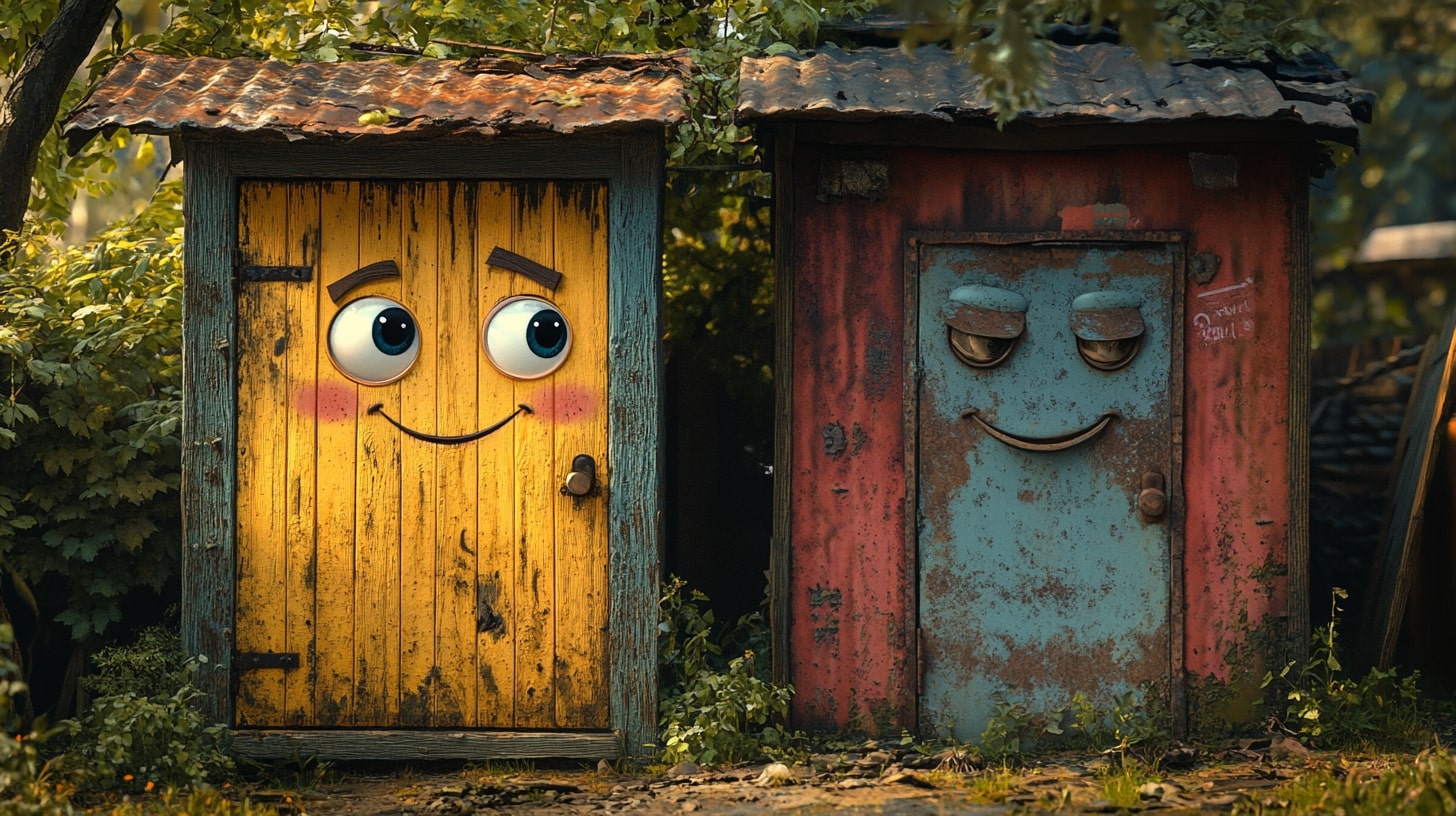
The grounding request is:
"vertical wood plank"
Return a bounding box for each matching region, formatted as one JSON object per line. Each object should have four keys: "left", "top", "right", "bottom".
{"left": 608, "top": 134, "right": 664, "bottom": 751}
{"left": 512, "top": 181, "right": 558, "bottom": 729}
{"left": 235, "top": 181, "right": 291, "bottom": 726}
{"left": 353, "top": 182, "right": 405, "bottom": 725}
{"left": 474, "top": 182, "right": 519, "bottom": 727}
{"left": 434, "top": 181, "right": 480, "bottom": 726}
{"left": 181, "top": 143, "right": 236, "bottom": 724}
{"left": 284, "top": 183, "right": 321, "bottom": 726}
{"left": 552, "top": 181, "right": 610, "bottom": 728}
{"left": 1287, "top": 153, "right": 1311, "bottom": 664}
{"left": 770, "top": 127, "right": 796, "bottom": 689}
{"left": 313, "top": 180, "right": 360, "bottom": 726}
{"left": 398, "top": 181, "right": 440, "bottom": 727}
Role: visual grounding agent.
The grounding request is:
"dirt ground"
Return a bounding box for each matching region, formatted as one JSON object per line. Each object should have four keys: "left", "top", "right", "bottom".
{"left": 256, "top": 737, "right": 1374, "bottom": 815}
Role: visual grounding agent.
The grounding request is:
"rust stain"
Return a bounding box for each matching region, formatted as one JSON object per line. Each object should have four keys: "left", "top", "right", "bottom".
{"left": 1058, "top": 202, "right": 1133, "bottom": 231}
{"left": 822, "top": 422, "right": 847, "bottom": 458}
{"left": 65, "top": 51, "right": 691, "bottom": 152}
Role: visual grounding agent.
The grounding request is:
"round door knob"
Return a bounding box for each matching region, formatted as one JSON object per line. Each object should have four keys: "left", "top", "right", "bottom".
{"left": 1138, "top": 487, "right": 1168, "bottom": 518}
{"left": 563, "top": 453, "right": 596, "bottom": 496}
{"left": 564, "top": 469, "right": 594, "bottom": 496}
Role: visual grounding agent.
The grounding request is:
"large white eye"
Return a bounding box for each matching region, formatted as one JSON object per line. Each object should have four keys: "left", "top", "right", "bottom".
{"left": 327, "top": 296, "right": 420, "bottom": 385}
{"left": 483, "top": 295, "right": 571, "bottom": 379}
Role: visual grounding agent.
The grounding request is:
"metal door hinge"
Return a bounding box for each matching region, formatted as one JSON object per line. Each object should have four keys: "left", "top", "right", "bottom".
{"left": 235, "top": 651, "right": 300, "bottom": 671}
{"left": 916, "top": 627, "right": 924, "bottom": 699}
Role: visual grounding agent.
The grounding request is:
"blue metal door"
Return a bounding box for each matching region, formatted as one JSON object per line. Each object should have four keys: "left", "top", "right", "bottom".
{"left": 915, "top": 239, "right": 1180, "bottom": 740}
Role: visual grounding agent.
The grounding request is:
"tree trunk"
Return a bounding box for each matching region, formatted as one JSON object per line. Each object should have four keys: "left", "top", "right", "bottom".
{"left": 0, "top": 0, "right": 118, "bottom": 250}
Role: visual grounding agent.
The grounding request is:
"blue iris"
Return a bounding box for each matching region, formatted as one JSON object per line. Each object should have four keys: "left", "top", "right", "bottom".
{"left": 526, "top": 309, "right": 567, "bottom": 358}
{"left": 372, "top": 307, "right": 416, "bottom": 356}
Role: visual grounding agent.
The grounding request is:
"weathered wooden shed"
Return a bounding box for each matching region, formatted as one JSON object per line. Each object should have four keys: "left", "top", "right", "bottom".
{"left": 65, "top": 51, "right": 688, "bottom": 759}
{"left": 737, "top": 43, "right": 1371, "bottom": 738}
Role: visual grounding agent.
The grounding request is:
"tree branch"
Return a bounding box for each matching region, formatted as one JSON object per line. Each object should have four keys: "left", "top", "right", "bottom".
{"left": 0, "top": 0, "right": 118, "bottom": 247}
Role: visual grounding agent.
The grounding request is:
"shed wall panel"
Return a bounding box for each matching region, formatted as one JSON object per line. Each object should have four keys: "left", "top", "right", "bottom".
{"left": 787, "top": 143, "right": 1296, "bottom": 734}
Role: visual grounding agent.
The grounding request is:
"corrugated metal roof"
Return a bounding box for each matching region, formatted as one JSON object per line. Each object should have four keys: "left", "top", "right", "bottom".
{"left": 737, "top": 44, "right": 1369, "bottom": 144}
{"left": 64, "top": 50, "right": 691, "bottom": 151}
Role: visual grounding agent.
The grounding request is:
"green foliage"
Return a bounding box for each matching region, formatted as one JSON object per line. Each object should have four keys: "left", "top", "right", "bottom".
{"left": 979, "top": 685, "right": 1170, "bottom": 763}
{"left": 0, "top": 183, "right": 184, "bottom": 640}
{"left": 101, "top": 788, "right": 280, "bottom": 816}
{"left": 63, "top": 686, "right": 234, "bottom": 791}
{"left": 657, "top": 577, "right": 798, "bottom": 765}
{"left": 1236, "top": 750, "right": 1456, "bottom": 815}
{"left": 1262, "top": 588, "right": 1423, "bottom": 750}
{"left": 83, "top": 624, "right": 189, "bottom": 701}
{"left": 0, "top": 625, "right": 75, "bottom": 815}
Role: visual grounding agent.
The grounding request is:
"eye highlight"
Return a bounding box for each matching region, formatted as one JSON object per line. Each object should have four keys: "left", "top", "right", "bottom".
{"left": 950, "top": 331, "right": 1016, "bottom": 368}
{"left": 328, "top": 296, "right": 420, "bottom": 385}
{"left": 483, "top": 295, "right": 571, "bottom": 379}
{"left": 1077, "top": 337, "right": 1140, "bottom": 370}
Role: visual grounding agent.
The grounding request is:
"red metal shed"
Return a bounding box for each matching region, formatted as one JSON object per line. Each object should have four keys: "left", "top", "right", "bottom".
{"left": 737, "top": 43, "right": 1370, "bottom": 738}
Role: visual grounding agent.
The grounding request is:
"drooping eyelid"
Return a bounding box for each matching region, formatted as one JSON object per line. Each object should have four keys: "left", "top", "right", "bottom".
{"left": 943, "top": 284, "right": 1028, "bottom": 339}
{"left": 1070, "top": 290, "right": 1144, "bottom": 340}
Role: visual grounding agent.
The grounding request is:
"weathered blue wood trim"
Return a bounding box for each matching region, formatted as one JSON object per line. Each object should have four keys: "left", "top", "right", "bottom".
{"left": 180, "top": 143, "right": 238, "bottom": 724}
{"left": 607, "top": 131, "right": 664, "bottom": 754}
{"left": 224, "top": 139, "right": 620, "bottom": 180}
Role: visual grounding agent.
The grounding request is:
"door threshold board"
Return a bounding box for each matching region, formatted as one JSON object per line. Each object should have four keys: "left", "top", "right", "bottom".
{"left": 231, "top": 728, "right": 622, "bottom": 761}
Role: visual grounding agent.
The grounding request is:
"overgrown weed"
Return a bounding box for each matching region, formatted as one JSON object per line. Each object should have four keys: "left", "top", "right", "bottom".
{"left": 656, "top": 577, "right": 801, "bottom": 766}
{"left": 1262, "top": 588, "right": 1424, "bottom": 750}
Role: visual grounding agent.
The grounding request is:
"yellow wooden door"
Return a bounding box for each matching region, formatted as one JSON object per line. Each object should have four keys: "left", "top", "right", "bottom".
{"left": 235, "top": 180, "right": 609, "bottom": 729}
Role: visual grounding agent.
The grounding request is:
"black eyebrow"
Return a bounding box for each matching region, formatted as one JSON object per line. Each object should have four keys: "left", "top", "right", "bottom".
{"left": 486, "top": 246, "right": 562, "bottom": 291}
{"left": 327, "top": 260, "right": 401, "bottom": 304}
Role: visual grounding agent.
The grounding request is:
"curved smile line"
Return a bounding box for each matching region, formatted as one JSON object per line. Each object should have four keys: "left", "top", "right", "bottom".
{"left": 961, "top": 409, "right": 1120, "bottom": 452}
{"left": 368, "top": 403, "right": 533, "bottom": 445}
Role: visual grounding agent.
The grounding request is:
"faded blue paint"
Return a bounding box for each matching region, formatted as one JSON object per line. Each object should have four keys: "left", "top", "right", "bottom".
{"left": 916, "top": 242, "right": 1177, "bottom": 740}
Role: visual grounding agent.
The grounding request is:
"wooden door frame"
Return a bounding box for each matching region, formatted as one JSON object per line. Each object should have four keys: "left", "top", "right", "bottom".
{"left": 901, "top": 231, "right": 1188, "bottom": 739}
{"left": 182, "top": 135, "right": 664, "bottom": 759}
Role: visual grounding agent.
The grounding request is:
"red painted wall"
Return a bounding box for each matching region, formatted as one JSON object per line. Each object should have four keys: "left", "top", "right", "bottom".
{"left": 786, "top": 143, "right": 1298, "bottom": 734}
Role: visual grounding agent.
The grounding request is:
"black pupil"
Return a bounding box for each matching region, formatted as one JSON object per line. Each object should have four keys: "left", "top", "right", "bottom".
{"left": 373, "top": 307, "right": 415, "bottom": 356}
{"left": 526, "top": 309, "right": 567, "bottom": 358}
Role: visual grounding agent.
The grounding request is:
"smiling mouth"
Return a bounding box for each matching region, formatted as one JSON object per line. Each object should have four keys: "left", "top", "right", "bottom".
{"left": 961, "top": 409, "right": 1120, "bottom": 452}
{"left": 368, "top": 403, "right": 533, "bottom": 445}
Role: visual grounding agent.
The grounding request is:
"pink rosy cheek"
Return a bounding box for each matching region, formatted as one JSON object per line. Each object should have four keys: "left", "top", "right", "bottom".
{"left": 525, "top": 383, "right": 599, "bottom": 424}
{"left": 294, "top": 382, "right": 358, "bottom": 422}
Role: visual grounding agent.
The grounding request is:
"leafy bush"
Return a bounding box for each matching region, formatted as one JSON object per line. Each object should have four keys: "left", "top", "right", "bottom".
{"left": 657, "top": 577, "right": 797, "bottom": 765}
{"left": 0, "top": 184, "right": 184, "bottom": 640}
{"left": 83, "top": 624, "right": 189, "bottom": 700}
{"left": 0, "top": 625, "right": 74, "bottom": 814}
{"left": 979, "top": 685, "right": 1170, "bottom": 764}
{"left": 64, "top": 686, "right": 233, "bottom": 791}
{"left": 1262, "top": 588, "right": 1423, "bottom": 749}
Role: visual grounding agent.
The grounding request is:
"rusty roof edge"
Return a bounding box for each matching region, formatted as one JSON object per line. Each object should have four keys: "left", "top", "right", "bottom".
{"left": 735, "top": 45, "right": 1367, "bottom": 147}
{"left": 62, "top": 49, "right": 693, "bottom": 154}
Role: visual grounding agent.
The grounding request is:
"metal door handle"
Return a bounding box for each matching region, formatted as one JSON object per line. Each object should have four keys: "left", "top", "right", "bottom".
{"left": 1138, "top": 471, "right": 1167, "bottom": 519}
{"left": 563, "top": 454, "right": 596, "bottom": 496}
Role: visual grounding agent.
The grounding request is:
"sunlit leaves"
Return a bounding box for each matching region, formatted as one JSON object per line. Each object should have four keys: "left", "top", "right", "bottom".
{"left": 0, "top": 183, "right": 185, "bottom": 640}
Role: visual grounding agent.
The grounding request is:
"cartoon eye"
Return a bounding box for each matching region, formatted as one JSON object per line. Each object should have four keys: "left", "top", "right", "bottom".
{"left": 483, "top": 295, "right": 571, "bottom": 379}
{"left": 1071, "top": 291, "right": 1144, "bottom": 372}
{"left": 1077, "top": 337, "right": 1141, "bottom": 370}
{"left": 949, "top": 331, "right": 1017, "bottom": 368}
{"left": 327, "top": 296, "right": 420, "bottom": 385}
{"left": 944, "top": 284, "right": 1027, "bottom": 369}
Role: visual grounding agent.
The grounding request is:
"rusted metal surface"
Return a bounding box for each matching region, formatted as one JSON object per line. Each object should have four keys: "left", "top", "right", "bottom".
{"left": 915, "top": 240, "right": 1179, "bottom": 739}
{"left": 64, "top": 51, "right": 690, "bottom": 151}
{"left": 739, "top": 44, "right": 1368, "bottom": 146}
{"left": 783, "top": 144, "right": 1297, "bottom": 735}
